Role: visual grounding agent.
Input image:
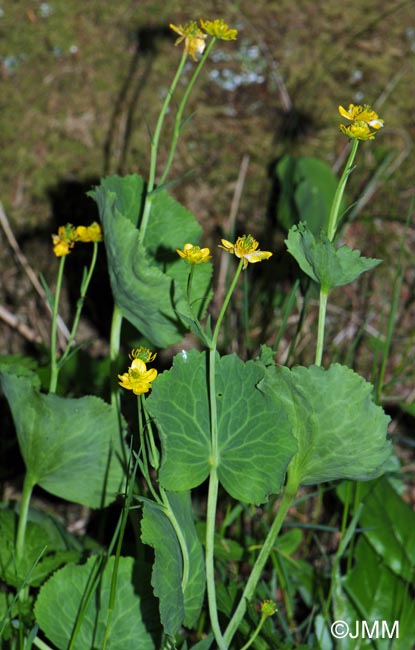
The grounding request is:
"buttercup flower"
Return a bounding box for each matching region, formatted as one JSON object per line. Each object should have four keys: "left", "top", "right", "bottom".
{"left": 51, "top": 223, "right": 77, "bottom": 257}
{"left": 176, "top": 243, "right": 212, "bottom": 264}
{"left": 338, "top": 103, "right": 384, "bottom": 140}
{"left": 169, "top": 21, "right": 207, "bottom": 61}
{"left": 130, "top": 347, "right": 157, "bottom": 364}
{"left": 200, "top": 19, "right": 238, "bottom": 41}
{"left": 339, "top": 122, "right": 378, "bottom": 141}
{"left": 260, "top": 600, "right": 277, "bottom": 618}
{"left": 75, "top": 222, "right": 103, "bottom": 243}
{"left": 219, "top": 234, "right": 273, "bottom": 270}
{"left": 118, "top": 357, "right": 157, "bottom": 396}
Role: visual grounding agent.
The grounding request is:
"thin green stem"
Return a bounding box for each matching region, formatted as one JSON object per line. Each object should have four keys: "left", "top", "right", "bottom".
{"left": 102, "top": 447, "right": 140, "bottom": 650}
{"left": 15, "top": 474, "right": 36, "bottom": 605}
{"left": 138, "top": 50, "right": 188, "bottom": 244}
{"left": 159, "top": 37, "right": 217, "bottom": 187}
{"left": 49, "top": 255, "right": 66, "bottom": 393}
{"left": 212, "top": 259, "right": 244, "bottom": 349}
{"left": 109, "top": 304, "right": 127, "bottom": 472}
{"left": 323, "top": 502, "right": 363, "bottom": 623}
{"left": 204, "top": 341, "right": 226, "bottom": 648}
{"left": 15, "top": 474, "right": 36, "bottom": 566}
{"left": 141, "top": 397, "right": 160, "bottom": 472}
{"left": 204, "top": 256, "right": 244, "bottom": 650}
{"left": 137, "top": 396, "right": 161, "bottom": 504}
{"left": 205, "top": 467, "right": 226, "bottom": 650}
{"left": 315, "top": 138, "right": 359, "bottom": 366}
{"left": 327, "top": 139, "right": 359, "bottom": 242}
{"left": 223, "top": 474, "right": 299, "bottom": 647}
{"left": 32, "top": 636, "right": 55, "bottom": 650}
{"left": 240, "top": 614, "right": 267, "bottom": 650}
{"left": 109, "top": 305, "right": 123, "bottom": 409}
{"left": 159, "top": 489, "right": 190, "bottom": 591}
{"left": 315, "top": 287, "right": 329, "bottom": 366}
{"left": 59, "top": 242, "right": 99, "bottom": 367}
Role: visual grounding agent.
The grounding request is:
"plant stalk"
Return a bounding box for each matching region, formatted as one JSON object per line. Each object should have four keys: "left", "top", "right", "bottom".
{"left": 326, "top": 138, "right": 359, "bottom": 242}
{"left": 138, "top": 50, "right": 188, "bottom": 244}
{"left": 223, "top": 474, "right": 299, "bottom": 647}
{"left": 49, "top": 255, "right": 66, "bottom": 393}
{"left": 159, "top": 37, "right": 217, "bottom": 187}
{"left": 59, "top": 241, "right": 99, "bottom": 367}
{"left": 315, "top": 137, "right": 360, "bottom": 365}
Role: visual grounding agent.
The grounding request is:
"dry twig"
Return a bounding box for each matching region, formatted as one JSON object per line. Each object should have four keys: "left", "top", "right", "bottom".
{"left": 0, "top": 202, "right": 70, "bottom": 346}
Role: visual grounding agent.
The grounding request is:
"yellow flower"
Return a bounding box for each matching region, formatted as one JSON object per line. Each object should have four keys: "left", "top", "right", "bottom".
{"left": 339, "top": 122, "right": 377, "bottom": 141}
{"left": 176, "top": 243, "right": 212, "bottom": 264}
{"left": 260, "top": 600, "right": 277, "bottom": 618}
{"left": 338, "top": 104, "right": 383, "bottom": 129}
{"left": 118, "top": 357, "right": 157, "bottom": 395}
{"left": 74, "top": 222, "right": 103, "bottom": 243}
{"left": 51, "top": 224, "right": 77, "bottom": 257}
{"left": 219, "top": 234, "right": 272, "bottom": 270}
{"left": 338, "top": 103, "right": 384, "bottom": 140}
{"left": 169, "top": 21, "right": 207, "bottom": 61}
{"left": 130, "top": 347, "right": 157, "bottom": 364}
{"left": 200, "top": 19, "right": 238, "bottom": 41}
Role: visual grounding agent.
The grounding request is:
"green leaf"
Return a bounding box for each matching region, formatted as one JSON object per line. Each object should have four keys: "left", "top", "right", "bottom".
{"left": 334, "top": 536, "right": 415, "bottom": 649}
{"left": 285, "top": 222, "right": 381, "bottom": 290}
{"left": 275, "top": 155, "right": 342, "bottom": 235}
{"left": 146, "top": 350, "right": 297, "bottom": 504}
{"left": 89, "top": 175, "right": 212, "bottom": 347}
{"left": 261, "top": 364, "right": 391, "bottom": 485}
{"left": 140, "top": 491, "right": 205, "bottom": 636}
{"left": 34, "top": 556, "right": 159, "bottom": 650}
{"left": 357, "top": 476, "right": 415, "bottom": 580}
{"left": 0, "top": 371, "right": 126, "bottom": 508}
{"left": 0, "top": 508, "right": 80, "bottom": 588}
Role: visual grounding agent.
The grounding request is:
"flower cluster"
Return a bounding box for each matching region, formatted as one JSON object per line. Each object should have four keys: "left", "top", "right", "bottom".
{"left": 176, "top": 243, "right": 212, "bottom": 264}
{"left": 118, "top": 347, "right": 158, "bottom": 396}
{"left": 219, "top": 234, "right": 273, "bottom": 270}
{"left": 52, "top": 222, "right": 103, "bottom": 257}
{"left": 169, "top": 18, "right": 238, "bottom": 61}
{"left": 338, "top": 103, "right": 384, "bottom": 141}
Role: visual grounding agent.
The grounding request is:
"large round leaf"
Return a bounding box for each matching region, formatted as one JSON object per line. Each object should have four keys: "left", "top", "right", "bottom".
{"left": 1, "top": 371, "right": 125, "bottom": 508}
{"left": 146, "top": 350, "right": 296, "bottom": 504}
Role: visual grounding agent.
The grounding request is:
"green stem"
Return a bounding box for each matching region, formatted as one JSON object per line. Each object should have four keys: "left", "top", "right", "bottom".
{"left": 223, "top": 474, "right": 299, "bottom": 647}
{"left": 204, "top": 255, "right": 244, "bottom": 650}
{"left": 159, "top": 37, "right": 217, "bottom": 187}
{"left": 326, "top": 138, "right": 359, "bottom": 242}
{"left": 212, "top": 259, "right": 244, "bottom": 349}
{"left": 15, "top": 473, "right": 36, "bottom": 569}
{"left": 205, "top": 467, "right": 226, "bottom": 650}
{"left": 315, "top": 138, "right": 359, "bottom": 366}
{"left": 32, "top": 636, "right": 55, "bottom": 650}
{"left": 102, "top": 448, "right": 140, "bottom": 650}
{"left": 59, "top": 242, "right": 99, "bottom": 367}
{"left": 160, "top": 489, "right": 190, "bottom": 591}
{"left": 315, "top": 287, "right": 329, "bottom": 366}
{"left": 109, "top": 305, "right": 123, "bottom": 409}
{"left": 138, "top": 396, "right": 161, "bottom": 504}
{"left": 138, "top": 50, "right": 188, "bottom": 244}
{"left": 49, "top": 255, "right": 66, "bottom": 393}
{"left": 141, "top": 397, "right": 160, "bottom": 472}
{"left": 109, "top": 304, "right": 127, "bottom": 472}
{"left": 240, "top": 614, "right": 267, "bottom": 650}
